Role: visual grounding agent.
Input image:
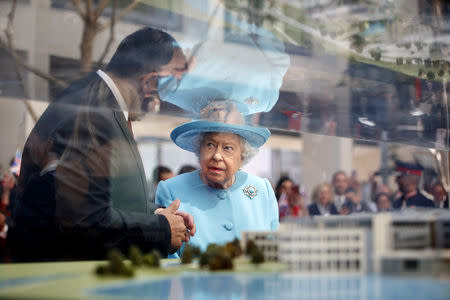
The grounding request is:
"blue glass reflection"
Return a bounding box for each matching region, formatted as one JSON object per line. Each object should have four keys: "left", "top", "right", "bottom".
{"left": 88, "top": 273, "right": 450, "bottom": 300}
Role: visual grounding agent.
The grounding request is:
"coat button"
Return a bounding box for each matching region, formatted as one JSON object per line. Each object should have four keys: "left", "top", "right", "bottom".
{"left": 224, "top": 222, "right": 234, "bottom": 231}
{"left": 217, "top": 191, "right": 228, "bottom": 199}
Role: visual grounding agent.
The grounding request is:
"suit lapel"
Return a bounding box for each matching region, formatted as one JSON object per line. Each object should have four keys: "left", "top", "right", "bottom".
{"left": 113, "top": 111, "right": 150, "bottom": 213}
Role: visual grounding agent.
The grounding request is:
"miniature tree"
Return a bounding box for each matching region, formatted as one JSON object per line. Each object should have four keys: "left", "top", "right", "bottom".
{"left": 94, "top": 248, "right": 134, "bottom": 277}
{"left": 199, "top": 252, "right": 209, "bottom": 268}
{"left": 181, "top": 244, "right": 201, "bottom": 264}
{"left": 250, "top": 248, "right": 265, "bottom": 265}
{"left": 181, "top": 246, "right": 194, "bottom": 264}
{"left": 206, "top": 243, "right": 220, "bottom": 253}
{"left": 245, "top": 239, "right": 258, "bottom": 256}
{"left": 107, "top": 248, "right": 127, "bottom": 274}
{"left": 129, "top": 245, "right": 144, "bottom": 266}
{"left": 199, "top": 244, "right": 220, "bottom": 269}
{"left": 191, "top": 245, "right": 202, "bottom": 258}
{"left": 144, "top": 250, "right": 161, "bottom": 268}
{"left": 224, "top": 239, "right": 242, "bottom": 259}
{"left": 208, "top": 248, "right": 233, "bottom": 271}
{"left": 95, "top": 264, "right": 109, "bottom": 275}
{"left": 198, "top": 243, "right": 235, "bottom": 270}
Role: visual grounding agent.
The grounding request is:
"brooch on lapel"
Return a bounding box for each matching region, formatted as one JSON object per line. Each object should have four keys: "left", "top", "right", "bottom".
{"left": 243, "top": 185, "right": 258, "bottom": 199}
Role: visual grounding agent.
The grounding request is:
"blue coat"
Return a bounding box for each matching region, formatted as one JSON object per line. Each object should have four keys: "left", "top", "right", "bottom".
{"left": 156, "top": 170, "right": 279, "bottom": 251}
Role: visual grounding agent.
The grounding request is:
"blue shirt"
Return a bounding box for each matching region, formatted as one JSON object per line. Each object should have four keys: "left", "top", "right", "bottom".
{"left": 155, "top": 170, "right": 279, "bottom": 252}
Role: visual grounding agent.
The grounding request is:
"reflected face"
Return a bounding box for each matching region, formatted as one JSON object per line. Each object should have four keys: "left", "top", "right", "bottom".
{"left": 377, "top": 195, "right": 391, "bottom": 212}
{"left": 130, "top": 48, "right": 189, "bottom": 121}
{"left": 199, "top": 132, "right": 243, "bottom": 189}
{"left": 333, "top": 173, "right": 348, "bottom": 195}
{"left": 318, "top": 185, "right": 331, "bottom": 206}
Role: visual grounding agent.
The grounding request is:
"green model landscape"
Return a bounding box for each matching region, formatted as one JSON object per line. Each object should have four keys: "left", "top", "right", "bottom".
{"left": 94, "top": 238, "right": 281, "bottom": 277}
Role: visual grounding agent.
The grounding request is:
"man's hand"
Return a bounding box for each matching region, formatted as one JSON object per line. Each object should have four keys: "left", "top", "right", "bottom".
{"left": 175, "top": 209, "right": 196, "bottom": 243}
{"left": 155, "top": 199, "right": 195, "bottom": 249}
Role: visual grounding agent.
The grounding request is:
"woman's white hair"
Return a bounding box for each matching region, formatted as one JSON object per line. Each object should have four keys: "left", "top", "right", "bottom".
{"left": 193, "top": 132, "right": 259, "bottom": 165}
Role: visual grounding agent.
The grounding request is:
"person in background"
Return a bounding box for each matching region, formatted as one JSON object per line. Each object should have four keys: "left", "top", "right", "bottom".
{"left": 331, "top": 170, "right": 348, "bottom": 212}
{"left": 375, "top": 192, "right": 392, "bottom": 212}
{"left": 275, "top": 176, "right": 293, "bottom": 218}
{"left": 392, "top": 161, "right": 434, "bottom": 210}
{"left": 177, "top": 164, "right": 197, "bottom": 175}
{"left": 348, "top": 170, "right": 360, "bottom": 190}
{"left": 154, "top": 166, "right": 175, "bottom": 182}
{"left": 148, "top": 165, "right": 175, "bottom": 203}
{"left": 276, "top": 177, "right": 307, "bottom": 219}
{"left": 342, "top": 186, "right": 373, "bottom": 214}
{"left": 308, "top": 183, "right": 339, "bottom": 217}
{"left": 430, "top": 182, "right": 449, "bottom": 209}
{"left": 275, "top": 176, "right": 293, "bottom": 201}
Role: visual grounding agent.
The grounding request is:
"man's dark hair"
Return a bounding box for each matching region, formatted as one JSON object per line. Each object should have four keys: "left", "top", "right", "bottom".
{"left": 153, "top": 165, "right": 172, "bottom": 183}
{"left": 106, "top": 27, "right": 179, "bottom": 78}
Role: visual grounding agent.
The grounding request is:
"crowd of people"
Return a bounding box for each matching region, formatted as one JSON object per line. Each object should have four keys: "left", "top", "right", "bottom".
{"left": 275, "top": 165, "right": 448, "bottom": 221}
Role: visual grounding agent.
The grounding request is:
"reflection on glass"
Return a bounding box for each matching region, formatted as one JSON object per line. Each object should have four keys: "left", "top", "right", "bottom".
{"left": 0, "top": 1, "right": 448, "bottom": 294}
{"left": 89, "top": 273, "right": 450, "bottom": 300}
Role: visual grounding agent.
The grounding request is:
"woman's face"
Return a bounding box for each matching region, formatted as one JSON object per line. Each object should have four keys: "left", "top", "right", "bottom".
{"left": 279, "top": 180, "right": 293, "bottom": 196}
{"left": 199, "top": 132, "right": 243, "bottom": 189}
{"left": 318, "top": 185, "right": 331, "bottom": 206}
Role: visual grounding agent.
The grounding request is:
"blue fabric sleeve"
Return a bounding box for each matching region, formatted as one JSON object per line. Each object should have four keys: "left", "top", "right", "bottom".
{"left": 155, "top": 180, "right": 174, "bottom": 207}
{"left": 264, "top": 178, "right": 280, "bottom": 230}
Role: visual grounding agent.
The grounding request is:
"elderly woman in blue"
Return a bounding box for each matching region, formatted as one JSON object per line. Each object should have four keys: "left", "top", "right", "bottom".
{"left": 155, "top": 120, "right": 279, "bottom": 252}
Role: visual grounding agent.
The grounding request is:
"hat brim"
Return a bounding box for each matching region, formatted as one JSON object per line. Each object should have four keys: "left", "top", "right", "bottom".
{"left": 170, "top": 121, "right": 270, "bottom": 152}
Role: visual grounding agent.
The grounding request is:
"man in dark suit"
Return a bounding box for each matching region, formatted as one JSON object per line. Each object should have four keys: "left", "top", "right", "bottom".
{"left": 9, "top": 27, "right": 195, "bottom": 261}
{"left": 430, "top": 182, "right": 449, "bottom": 209}
{"left": 308, "top": 183, "right": 339, "bottom": 217}
{"left": 392, "top": 161, "right": 434, "bottom": 210}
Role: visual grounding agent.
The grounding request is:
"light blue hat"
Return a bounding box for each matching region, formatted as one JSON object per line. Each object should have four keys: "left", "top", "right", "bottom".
{"left": 170, "top": 120, "right": 271, "bottom": 152}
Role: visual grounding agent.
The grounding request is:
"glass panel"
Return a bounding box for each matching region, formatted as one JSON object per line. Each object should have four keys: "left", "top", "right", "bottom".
{"left": 0, "top": 0, "right": 449, "bottom": 293}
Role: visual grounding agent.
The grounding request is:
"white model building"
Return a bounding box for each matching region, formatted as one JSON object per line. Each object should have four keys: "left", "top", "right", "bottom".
{"left": 242, "top": 209, "right": 450, "bottom": 275}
